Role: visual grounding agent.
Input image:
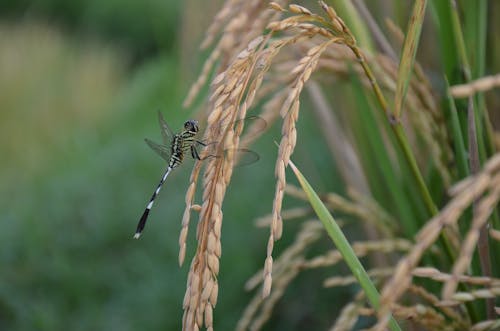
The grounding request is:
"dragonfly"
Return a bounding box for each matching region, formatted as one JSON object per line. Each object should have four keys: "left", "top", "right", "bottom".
{"left": 134, "top": 112, "right": 264, "bottom": 239}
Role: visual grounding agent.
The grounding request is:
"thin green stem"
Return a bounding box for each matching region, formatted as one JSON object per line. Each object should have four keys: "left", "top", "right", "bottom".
{"left": 350, "top": 46, "right": 390, "bottom": 119}
{"left": 391, "top": 125, "right": 437, "bottom": 215}
{"left": 348, "top": 45, "right": 457, "bottom": 263}
{"left": 350, "top": 46, "right": 436, "bottom": 215}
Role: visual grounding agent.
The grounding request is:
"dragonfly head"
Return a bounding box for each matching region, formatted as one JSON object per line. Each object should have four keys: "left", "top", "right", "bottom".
{"left": 184, "top": 119, "right": 199, "bottom": 133}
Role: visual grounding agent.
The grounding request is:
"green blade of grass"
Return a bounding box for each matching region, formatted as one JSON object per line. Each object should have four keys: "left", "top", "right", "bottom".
{"left": 393, "top": 0, "right": 427, "bottom": 119}
{"left": 330, "top": 0, "right": 374, "bottom": 52}
{"left": 462, "top": 0, "right": 497, "bottom": 318}
{"left": 429, "top": 1, "right": 460, "bottom": 81}
{"left": 288, "top": 160, "right": 402, "bottom": 331}
{"left": 444, "top": 79, "right": 469, "bottom": 179}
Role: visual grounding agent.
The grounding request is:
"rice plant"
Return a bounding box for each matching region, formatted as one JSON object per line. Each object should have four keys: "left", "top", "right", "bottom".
{"left": 179, "top": 1, "right": 500, "bottom": 330}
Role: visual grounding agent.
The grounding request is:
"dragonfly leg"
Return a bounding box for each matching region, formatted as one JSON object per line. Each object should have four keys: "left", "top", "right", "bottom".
{"left": 191, "top": 145, "right": 202, "bottom": 160}
{"left": 191, "top": 140, "right": 217, "bottom": 160}
{"left": 195, "top": 140, "right": 207, "bottom": 147}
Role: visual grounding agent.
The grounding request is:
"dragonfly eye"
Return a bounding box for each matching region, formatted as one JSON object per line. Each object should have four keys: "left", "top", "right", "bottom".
{"left": 184, "top": 120, "right": 199, "bottom": 133}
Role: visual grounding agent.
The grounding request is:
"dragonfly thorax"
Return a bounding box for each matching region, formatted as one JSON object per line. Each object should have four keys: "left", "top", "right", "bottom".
{"left": 168, "top": 121, "right": 200, "bottom": 169}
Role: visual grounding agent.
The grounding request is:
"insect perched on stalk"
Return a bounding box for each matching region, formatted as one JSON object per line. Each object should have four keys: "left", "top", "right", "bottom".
{"left": 133, "top": 113, "right": 206, "bottom": 239}
{"left": 133, "top": 112, "right": 265, "bottom": 239}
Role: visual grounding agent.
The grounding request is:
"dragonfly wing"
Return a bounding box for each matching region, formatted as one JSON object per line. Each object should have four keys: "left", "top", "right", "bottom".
{"left": 237, "top": 115, "right": 267, "bottom": 135}
{"left": 204, "top": 115, "right": 267, "bottom": 147}
{"left": 145, "top": 138, "right": 170, "bottom": 161}
{"left": 158, "top": 111, "right": 174, "bottom": 145}
{"left": 200, "top": 116, "right": 266, "bottom": 166}
{"left": 224, "top": 148, "right": 260, "bottom": 167}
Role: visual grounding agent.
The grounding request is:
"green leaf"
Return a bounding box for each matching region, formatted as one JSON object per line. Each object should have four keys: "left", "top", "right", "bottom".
{"left": 393, "top": 0, "right": 427, "bottom": 118}
{"left": 288, "top": 160, "right": 402, "bottom": 331}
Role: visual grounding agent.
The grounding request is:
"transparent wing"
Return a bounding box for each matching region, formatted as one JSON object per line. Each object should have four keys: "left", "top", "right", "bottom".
{"left": 158, "top": 111, "right": 174, "bottom": 145}
{"left": 216, "top": 115, "right": 267, "bottom": 137}
{"left": 231, "top": 148, "right": 260, "bottom": 167}
{"left": 236, "top": 115, "right": 267, "bottom": 137}
{"left": 145, "top": 138, "right": 170, "bottom": 162}
{"left": 200, "top": 116, "right": 266, "bottom": 166}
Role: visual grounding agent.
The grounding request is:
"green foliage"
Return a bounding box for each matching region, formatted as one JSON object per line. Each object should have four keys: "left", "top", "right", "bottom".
{"left": 0, "top": 0, "right": 181, "bottom": 58}
{"left": 0, "top": 10, "right": 277, "bottom": 330}
{"left": 289, "top": 161, "right": 401, "bottom": 331}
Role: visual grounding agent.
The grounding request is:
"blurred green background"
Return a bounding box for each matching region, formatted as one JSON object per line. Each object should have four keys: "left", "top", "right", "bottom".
{"left": 0, "top": 1, "right": 343, "bottom": 330}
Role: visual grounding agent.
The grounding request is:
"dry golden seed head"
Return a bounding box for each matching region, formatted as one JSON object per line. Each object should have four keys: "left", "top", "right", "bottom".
{"left": 184, "top": 313, "right": 194, "bottom": 330}
{"left": 248, "top": 35, "right": 265, "bottom": 50}
{"left": 185, "top": 182, "right": 196, "bottom": 201}
{"left": 282, "top": 142, "right": 292, "bottom": 165}
{"left": 490, "top": 228, "right": 500, "bottom": 241}
{"left": 273, "top": 190, "right": 284, "bottom": 215}
{"left": 223, "top": 162, "right": 234, "bottom": 182}
{"left": 485, "top": 153, "right": 500, "bottom": 173}
{"left": 204, "top": 304, "right": 213, "bottom": 328}
{"left": 289, "top": 4, "right": 312, "bottom": 15}
{"left": 189, "top": 290, "right": 200, "bottom": 309}
{"left": 215, "top": 240, "right": 222, "bottom": 258}
{"left": 208, "top": 254, "right": 219, "bottom": 274}
{"left": 229, "top": 83, "right": 245, "bottom": 100}
{"left": 291, "top": 63, "right": 306, "bottom": 75}
{"left": 202, "top": 268, "right": 211, "bottom": 284}
{"left": 302, "top": 66, "right": 313, "bottom": 82}
{"left": 452, "top": 292, "right": 475, "bottom": 302}
{"left": 295, "top": 80, "right": 305, "bottom": 93}
{"left": 263, "top": 274, "right": 273, "bottom": 298}
{"left": 210, "top": 282, "right": 219, "bottom": 305}
{"left": 213, "top": 93, "right": 229, "bottom": 108}
{"left": 226, "top": 13, "right": 247, "bottom": 31}
{"left": 207, "top": 107, "right": 223, "bottom": 125}
{"left": 207, "top": 232, "right": 217, "bottom": 253}
{"left": 307, "top": 44, "right": 322, "bottom": 56}
{"left": 214, "top": 183, "right": 226, "bottom": 204}
{"left": 274, "top": 216, "right": 283, "bottom": 239}
{"left": 190, "top": 272, "right": 200, "bottom": 290}
{"left": 213, "top": 218, "right": 222, "bottom": 238}
{"left": 201, "top": 280, "right": 214, "bottom": 302}
{"left": 179, "top": 227, "right": 189, "bottom": 245}
{"left": 191, "top": 204, "right": 202, "bottom": 212}
{"left": 209, "top": 84, "right": 226, "bottom": 101}
{"left": 236, "top": 48, "right": 251, "bottom": 60}
{"left": 266, "top": 21, "right": 281, "bottom": 31}
{"left": 224, "top": 130, "right": 235, "bottom": 146}
{"left": 269, "top": 2, "right": 285, "bottom": 12}
{"left": 183, "top": 286, "right": 191, "bottom": 308}
{"left": 178, "top": 245, "right": 186, "bottom": 266}
{"left": 211, "top": 202, "right": 221, "bottom": 221}
{"left": 217, "top": 209, "right": 224, "bottom": 225}
{"left": 199, "top": 200, "right": 210, "bottom": 217}
{"left": 266, "top": 235, "right": 275, "bottom": 258}
{"left": 264, "top": 255, "right": 273, "bottom": 272}
{"left": 275, "top": 161, "right": 286, "bottom": 183}
{"left": 196, "top": 305, "right": 204, "bottom": 327}
{"left": 321, "top": 1, "right": 338, "bottom": 20}
{"left": 223, "top": 75, "right": 240, "bottom": 93}
{"left": 412, "top": 267, "right": 439, "bottom": 278}
{"left": 331, "top": 18, "right": 344, "bottom": 33}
